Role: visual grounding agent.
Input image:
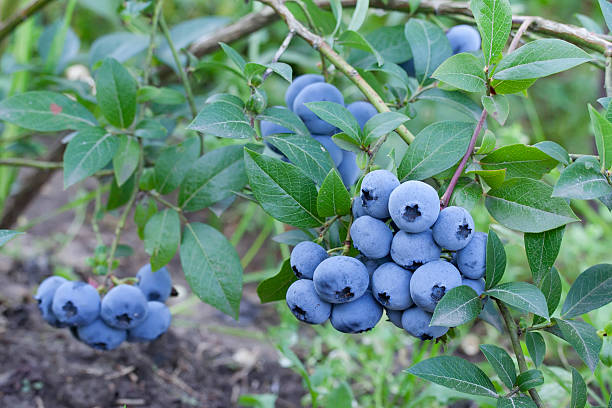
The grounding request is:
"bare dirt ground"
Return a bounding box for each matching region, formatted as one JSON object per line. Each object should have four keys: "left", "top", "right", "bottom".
{"left": 0, "top": 172, "right": 304, "bottom": 408}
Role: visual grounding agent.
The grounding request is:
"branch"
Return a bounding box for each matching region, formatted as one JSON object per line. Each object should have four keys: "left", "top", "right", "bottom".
{"left": 0, "top": 157, "right": 63, "bottom": 169}
{"left": 508, "top": 17, "right": 534, "bottom": 54}
{"left": 257, "top": 0, "right": 415, "bottom": 144}
{"left": 0, "top": 0, "right": 56, "bottom": 42}
{"left": 262, "top": 30, "right": 295, "bottom": 81}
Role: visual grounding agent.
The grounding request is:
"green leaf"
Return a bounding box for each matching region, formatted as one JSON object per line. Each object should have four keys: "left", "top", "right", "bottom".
{"left": 63, "top": 127, "right": 119, "bottom": 188}
{"left": 477, "top": 129, "right": 496, "bottom": 154}
{"left": 398, "top": 121, "right": 475, "bottom": 180}
{"left": 575, "top": 13, "right": 603, "bottom": 34}
{"left": 137, "top": 85, "right": 186, "bottom": 105}
{"left": 219, "top": 42, "right": 246, "bottom": 72}
{"left": 257, "top": 106, "right": 310, "bottom": 138}
{"left": 554, "top": 156, "right": 612, "bottom": 199}
{"left": 497, "top": 397, "right": 537, "bottom": 408}
{"left": 188, "top": 101, "right": 255, "bottom": 139}
{"left": 266, "top": 134, "right": 335, "bottom": 186}
{"left": 134, "top": 197, "right": 157, "bottom": 240}
{"left": 432, "top": 53, "right": 487, "bottom": 93}
{"left": 570, "top": 367, "right": 587, "bottom": 408}
{"left": 533, "top": 266, "right": 562, "bottom": 325}
{"left": 304, "top": 101, "right": 361, "bottom": 141}
{"left": 317, "top": 169, "right": 351, "bottom": 217}
{"left": 485, "top": 228, "right": 506, "bottom": 290}
{"left": 332, "top": 132, "right": 362, "bottom": 153}
{"left": 470, "top": 0, "right": 512, "bottom": 66}
{"left": 0, "top": 230, "right": 23, "bottom": 247}
{"left": 491, "top": 78, "right": 537, "bottom": 95}
{"left": 599, "top": 0, "right": 612, "bottom": 32}
{"left": 144, "top": 209, "right": 180, "bottom": 271}
{"left": 0, "top": 91, "right": 96, "bottom": 131}
{"left": 347, "top": 0, "right": 368, "bottom": 31}
{"left": 238, "top": 394, "right": 277, "bottom": 408}
{"left": 480, "top": 144, "right": 558, "bottom": 179}
{"left": 89, "top": 32, "right": 148, "bottom": 66}
{"left": 256, "top": 259, "right": 297, "bottom": 303}
{"left": 562, "top": 264, "right": 612, "bottom": 318}
{"left": 325, "top": 381, "right": 353, "bottom": 408}
{"left": 207, "top": 93, "right": 245, "bottom": 109}
{"left": 337, "top": 30, "right": 384, "bottom": 66}
{"left": 134, "top": 119, "right": 167, "bottom": 139}
{"left": 526, "top": 331, "right": 546, "bottom": 367}
{"left": 419, "top": 89, "right": 483, "bottom": 122}
{"left": 363, "top": 112, "right": 410, "bottom": 145}
{"left": 179, "top": 145, "right": 247, "bottom": 212}
{"left": 349, "top": 25, "right": 412, "bottom": 67}
{"left": 588, "top": 104, "right": 612, "bottom": 170}
{"left": 485, "top": 282, "right": 549, "bottom": 319}
{"left": 485, "top": 177, "right": 579, "bottom": 233}
{"left": 482, "top": 95, "right": 509, "bottom": 125}
{"left": 554, "top": 318, "right": 602, "bottom": 372}
{"left": 95, "top": 57, "right": 137, "bottom": 128}
{"left": 106, "top": 174, "right": 135, "bottom": 211}
{"left": 448, "top": 178, "right": 483, "bottom": 212}
{"left": 479, "top": 344, "right": 517, "bottom": 390}
{"left": 493, "top": 39, "right": 592, "bottom": 80}
{"left": 534, "top": 141, "right": 570, "bottom": 165}
{"left": 112, "top": 135, "right": 140, "bottom": 186}
{"left": 265, "top": 62, "right": 293, "bottom": 83}
{"left": 154, "top": 136, "right": 201, "bottom": 194}
{"left": 466, "top": 168, "right": 506, "bottom": 188}
{"left": 404, "top": 19, "right": 452, "bottom": 85}
{"left": 244, "top": 149, "right": 322, "bottom": 228}
{"left": 272, "top": 229, "right": 316, "bottom": 246}
{"left": 430, "top": 285, "right": 481, "bottom": 327}
{"left": 181, "top": 222, "right": 243, "bottom": 319}
{"left": 516, "top": 369, "right": 544, "bottom": 391}
{"left": 524, "top": 226, "right": 565, "bottom": 285}
{"left": 406, "top": 356, "right": 498, "bottom": 397}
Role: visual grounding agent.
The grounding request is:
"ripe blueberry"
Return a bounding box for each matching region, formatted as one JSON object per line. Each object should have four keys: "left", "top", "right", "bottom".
{"left": 346, "top": 101, "right": 377, "bottom": 129}
{"left": 388, "top": 181, "right": 440, "bottom": 232}
{"left": 456, "top": 231, "right": 487, "bottom": 279}
{"left": 330, "top": 292, "right": 383, "bottom": 333}
{"left": 371, "top": 262, "right": 413, "bottom": 310}
{"left": 462, "top": 277, "right": 485, "bottom": 296}
{"left": 285, "top": 279, "right": 332, "bottom": 324}
{"left": 290, "top": 241, "right": 328, "bottom": 280}
{"left": 293, "top": 82, "right": 344, "bottom": 134}
{"left": 313, "top": 256, "right": 369, "bottom": 304}
{"left": 136, "top": 264, "right": 172, "bottom": 302}
{"left": 101, "top": 284, "right": 148, "bottom": 329}
{"left": 390, "top": 229, "right": 441, "bottom": 270}
{"left": 337, "top": 151, "right": 360, "bottom": 187}
{"left": 432, "top": 206, "right": 475, "bottom": 251}
{"left": 34, "top": 276, "right": 67, "bottom": 327}
{"left": 399, "top": 59, "right": 415, "bottom": 77}
{"left": 446, "top": 25, "right": 481, "bottom": 54}
{"left": 285, "top": 74, "right": 324, "bottom": 110}
{"left": 128, "top": 301, "right": 172, "bottom": 342}
{"left": 52, "top": 281, "right": 101, "bottom": 327}
{"left": 360, "top": 170, "right": 400, "bottom": 219}
{"left": 385, "top": 308, "right": 404, "bottom": 329}
{"left": 409, "top": 260, "right": 462, "bottom": 312}
{"left": 313, "top": 135, "right": 343, "bottom": 167}
{"left": 352, "top": 198, "right": 367, "bottom": 219}
{"left": 401, "top": 307, "right": 449, "bottom": 340}
{"left": 350, "top": 215, "right": 393, "bottom": 259}
{"left": 77, "top": 318, "right": 127, "bottom": 350}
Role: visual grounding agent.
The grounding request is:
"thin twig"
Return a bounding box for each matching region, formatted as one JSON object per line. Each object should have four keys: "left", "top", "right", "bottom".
{"left": 142, "top": 0, "right": 165, "bottom": 86}
{"left": 0, "top": 0, "right": 56, "bottom": 42}
{"left": 440, "top": 109, "right": 487, "bottom": 208}
{"left": 606, "top": 47, "right": 612, "bottom": 98}
{"left": 0, "top": 158, "right": 63, "bottom": 169}
{"left": 508, "top": 17, "right": 534, "bottom": 54}
{"left": 262, "top": 30, "right": 295, "bottom": 81}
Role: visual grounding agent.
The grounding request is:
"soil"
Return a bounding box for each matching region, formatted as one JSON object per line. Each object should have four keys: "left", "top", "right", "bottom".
{"left": 0, "top": 172, "right": 304, "bottom": 408}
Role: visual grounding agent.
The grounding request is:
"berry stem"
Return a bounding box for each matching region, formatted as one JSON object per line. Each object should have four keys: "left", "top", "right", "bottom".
{"left": 496, "top": 300, "right": 546, "bottom": 408}
{"left": 440, "top": 108, "right": 487, "bottom": 209}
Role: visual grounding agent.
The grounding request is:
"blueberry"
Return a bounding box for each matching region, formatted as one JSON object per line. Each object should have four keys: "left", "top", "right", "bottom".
{"left": 127, "top": 301, "right": 172, "bottom": 342}
{"left": 388, "top": 181, "right": 440, "bottom": 233}
{"left": 285, "top": 74, "right": 324, "bottom": 110}
{"left": 293, "top": 82, "right": 344, "bottom": 134}
{"left": 462, "top": 277, "right": 485, "bottom": 296}
{"left": 350, "top": 215, "right": 393, "bottom": 259}
{"left": 409, "top": 260, "right": 462, "bottom": 312}
{"left": 346, "top": 101, "right": 377, "bottom": 129}
{"left": 285, "top": 279, "right": 332, "bottom": 324}
{"left": 446, "top": 25, "right": 481, "bottom": 54}
{"left": 456, "top": 231, "right": 487, "bottom": 279}
{"left": 77, "top": 318, "right": 126, "bottom": 350}
{"left": 290, "top": 241, "right": 328, "bottom": 279}
{"left": 337, "top": 151, "right": 360, "bottom": 187}
{"left": 401, "top": 307, "right": 449, "bottom": 340}
{"left": 313, "top": 135, "right": 343, "bottom": 166}
{"left": 371, "top": 262, "right": 413, "bottom": 310}
{"left": 357, "top": 254, "right": 390, "bottom": 290}
{"left": 360, "top": 170, "right": 400, "bottom": 219}
{"left": 432, "top": 206, "right": 475, "bottom": 251}
{"left": 101, "top": 284, "right": 148, "bottom": 329}
{"left": 330, "top": 292, "right": 383, "bottom": 333}
{"left": 385, "top": 308, "right": 404, "bottom": 329}
{"left": 136, "top": 264, "right": 172, "bottom": 302}
{"left": 399, "top": 59, "right": 415, "bottom": 77}
{"left": 260, "top": 119, "right": 293, "bottom": 137}
{"left": 34, "top": 276, "right": 68, "bottom": 327}
{"left": 390, "top": 230, "right": 441, "bottom": 270}
{"left": 313, "top": 256, "right": 369, "bottom": 304}
{"left": 52, "top": 281, "right": 101, "bottom": 327}
{"left": 352, "top": 198, "right": 367, "bottom": 218}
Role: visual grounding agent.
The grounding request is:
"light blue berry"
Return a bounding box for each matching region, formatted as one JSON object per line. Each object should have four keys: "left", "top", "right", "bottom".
{"left": 347, "top": 101, "right": 377, "bottom": 129}
{"left": 52, "top": 281, "right": 101, "bottom": 327}
{"left": 313, "top": 135, "right": 343, "bottom": 167}
{"left": 286, "top": 279, "right": 332, "bottom": 324}
{"left": 390, "top": 230, "right": 441, "bottom": 270}
{"left": 456, "top": 231, "right": 487, "bottom": 279}
{"left": 101, "top": 284, "right": 149, "bottom": 329}
{"left": 388, "top": 181, "right": 440, "bottom": 232}
{"left": 290, "top": 241, "right": 328, "bottom": 279}
{"left": 136, "top": 264, "right": 172, "bottom": 302}
{"left": 34, "top": 276, "right": 68, "bottom": 327}
{"left": 401, "top": 307, "right": 448, "bottom": 340}
{"left": 77, "top": 318, "right": 126, "bottom": 350}
{"left": 285, "top": 74, "right": 324, "bottom": 110}
{"left": 446, "top": 25, "right": 481, "bottom": 54}
{"left": 360, "top": 170, "right": 400, "bottom": 219}
{"left": 350, "top": 215, "right": 393, "bottom": 259}
{"left": 432, "top": 206, "right": 475, "bottom": 251}
{"left": 371, "top": 262, "right": 413, "bottom": 310}
{"left": 409, "top": 260, "right": 462, "bottom": 312}
{"left": 313, "top": 256, "right": 369, "bottom": 304}
{"left": 330, "top": 292, "right": 383, "bottom": 333}
{"left": 128, "top": 301, "right": 172, "bottom": 342}
{"left": 293, "top": 82, "right": 344, "bottom": 134}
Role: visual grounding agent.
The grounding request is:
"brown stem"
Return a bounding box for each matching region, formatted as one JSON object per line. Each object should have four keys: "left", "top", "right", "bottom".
{"left": 440, "top": 109, "right": 487, "bottom": 208}
{"left": 0, "top": 0, "right": 56, "bottom": 42}
{"left": 262, "top": 30, "right": 295, "bottom": 81}
{"left": 508, "top": 17, "right": 534, "bottom": 54}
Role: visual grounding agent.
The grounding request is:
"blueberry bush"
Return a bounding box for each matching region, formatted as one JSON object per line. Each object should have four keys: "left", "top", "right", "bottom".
{"left": 0, "top": 0, "right": 611, "bottom": 406}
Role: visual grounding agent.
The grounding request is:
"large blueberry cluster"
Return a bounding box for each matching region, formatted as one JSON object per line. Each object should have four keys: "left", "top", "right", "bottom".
{"left": 286, "top": 172, "right": 487, "bottom": 340}
{"left": 34, "top": 264, "right": 173, "bottom": 350}
{"left": 261, "top": 74, "right": 378, "bottom": 187}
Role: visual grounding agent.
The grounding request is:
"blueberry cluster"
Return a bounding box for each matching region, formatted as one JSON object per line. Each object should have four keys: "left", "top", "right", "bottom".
{"left": 34, "top": 264, "right": 173, "bottom": 350}
{"left": 261, "top": 74, "right": 378, "bottom": 187}
{"left": 286, "top": 171, "right": 487, "bottom": 340}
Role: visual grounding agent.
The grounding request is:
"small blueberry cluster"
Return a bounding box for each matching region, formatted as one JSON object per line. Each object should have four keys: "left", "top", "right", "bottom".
{"left": 34, "top": 264, "right": 173, "bottom": 350}
{"left": 287, "top": 171, "right": 487, "bottom": 340}
{"left": 261, "top": 74, "right": 378, "bottom": 187}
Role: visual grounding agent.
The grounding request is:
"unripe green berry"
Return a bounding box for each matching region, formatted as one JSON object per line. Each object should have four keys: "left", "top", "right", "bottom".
{"left": 246, "top": 89, "right": 267, "bottom": 114}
